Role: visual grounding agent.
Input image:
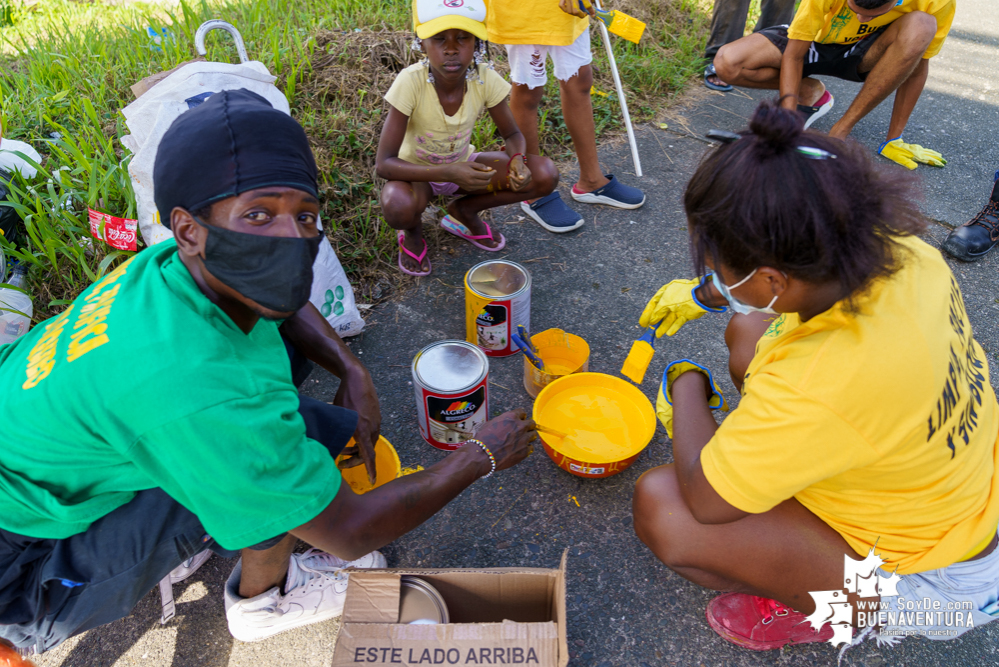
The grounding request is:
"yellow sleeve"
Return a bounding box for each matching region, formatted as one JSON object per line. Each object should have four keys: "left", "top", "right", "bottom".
{"left": 483, "top": 67, "right": 513, "bottom": 108}
{"left": 384, "top": 68, "right": 419, "bottom": 116}
{"left": 922, "top": 0, "right": 956, "bottom": 59}
{"left": 700, "top": 372, "right": 880, "bottom": 514}
{"left": 787, "top": 0, "right": 834, "bottom": 42}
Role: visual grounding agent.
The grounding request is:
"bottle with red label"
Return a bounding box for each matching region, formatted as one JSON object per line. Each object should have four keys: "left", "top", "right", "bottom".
{"left": 0, "top": 263, "right": 32, "bottom": 345}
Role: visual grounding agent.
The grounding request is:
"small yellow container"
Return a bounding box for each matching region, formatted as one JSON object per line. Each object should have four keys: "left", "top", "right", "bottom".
{"left": 335, "top": 435, "right": 402, "bottom": 494}
{"left": 522, "top": 329, "right": 590, "bottom": 398}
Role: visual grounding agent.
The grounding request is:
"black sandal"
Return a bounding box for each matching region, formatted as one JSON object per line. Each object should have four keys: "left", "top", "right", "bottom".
{"left": 704, "top": 63, "right": 733, "bottom": 92}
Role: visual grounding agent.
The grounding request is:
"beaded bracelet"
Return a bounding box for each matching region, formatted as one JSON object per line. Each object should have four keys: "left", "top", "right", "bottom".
{"left": 465, "top": 438, "right": 496, "bottom": 478}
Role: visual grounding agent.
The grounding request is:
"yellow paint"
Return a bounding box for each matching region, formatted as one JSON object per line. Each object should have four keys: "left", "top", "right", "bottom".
{"left": 523, "top": 329, "right": 591, "bottom": 398}
{"left": 335, "top": 436, "right": 402, "bottom": 494}
{"left": 571, "top": 495, "right": 580, "bottom": 507}
{"left": 542, "top": 392, "right": 640, "bottom": 461}
{"left": 534, "top": 372, "right": 656, "bottom": 465}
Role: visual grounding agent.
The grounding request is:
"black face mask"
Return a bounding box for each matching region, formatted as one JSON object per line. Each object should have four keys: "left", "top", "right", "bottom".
{"left": 193, "top": 216, "right": 321, "bottom": 315}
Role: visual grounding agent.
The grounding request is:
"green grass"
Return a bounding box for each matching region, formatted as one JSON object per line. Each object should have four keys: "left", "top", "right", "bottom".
{"left": 0, "top": 0, "right": 708, "bottom": 321}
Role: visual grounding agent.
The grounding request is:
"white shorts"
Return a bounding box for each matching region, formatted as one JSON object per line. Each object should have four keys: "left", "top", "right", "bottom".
{"left": 503, "top": 29, "right": 593, "bottom": 89}
{"left": 870, "top": 537, "right": 999, "bottom": 642}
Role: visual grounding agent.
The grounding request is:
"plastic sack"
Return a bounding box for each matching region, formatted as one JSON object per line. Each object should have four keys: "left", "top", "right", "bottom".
{"left": 311, "top": 233, "right": 365, "bottom": 337}
{"left": 121, "top": 60, "right": 290, "bottom": 245}
{"left": 0, "top": 138, "right": 41, "bottom": 180}
{"left": 120, "top": 57, "right": 364, "bottom": 336}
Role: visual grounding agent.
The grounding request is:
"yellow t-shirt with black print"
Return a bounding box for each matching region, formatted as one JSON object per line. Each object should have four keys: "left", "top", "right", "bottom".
{"left": 787, "top": 0, "right": 955, "bottom": 59}
{"left": 700, "top": 236, "right": 999, "bottom": 575}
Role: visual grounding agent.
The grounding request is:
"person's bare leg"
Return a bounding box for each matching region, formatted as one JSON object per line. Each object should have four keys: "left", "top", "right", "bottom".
{"left": 714, "top": 34, "right": 825, "bottom": 105}
{"left": 447, "top": 153, "right": 560, "bottom": 244}
{"left": 634, "top": 312, "right": 872, "bottom": 614}
{"left": 828, "top": 11, "right": 936, "bottom": 139}
{"left": 634, "top": 465, "right": 864, "bottom": 614}
{"left": 381, "top": 180, "right": 432, "bottom": 273}
{"left": 509, "top": 82, "right": 545, "bottom": 157}
{"left": 557, "top": 65, "right": 609, "bottom": 193}
{"left": 239, "top": 534, "right": 297, "bottom": 598}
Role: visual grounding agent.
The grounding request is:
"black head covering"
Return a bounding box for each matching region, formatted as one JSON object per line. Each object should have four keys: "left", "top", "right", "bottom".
{"left": 153, "top": 89, "right": 318, "bottom": 229}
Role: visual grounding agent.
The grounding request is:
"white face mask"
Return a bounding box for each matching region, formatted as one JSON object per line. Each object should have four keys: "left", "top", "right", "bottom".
{"left": 713, "top": 268, "right": 780, "bottom": 316}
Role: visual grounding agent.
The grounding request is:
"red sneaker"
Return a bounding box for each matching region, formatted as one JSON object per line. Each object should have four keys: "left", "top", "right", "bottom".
{"left": 705, "top": 592, "right": 834, "bottom": 651}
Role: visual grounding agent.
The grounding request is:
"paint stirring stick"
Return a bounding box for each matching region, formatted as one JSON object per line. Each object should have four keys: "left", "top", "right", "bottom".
{"left": 620, "top": 319, "right": 662, "bottom": 384}
{"left": 535, "top": 423, "right": 568, "bottom": 439}
{"left": 512, "top": 333, "right": 545, "bottom": 370}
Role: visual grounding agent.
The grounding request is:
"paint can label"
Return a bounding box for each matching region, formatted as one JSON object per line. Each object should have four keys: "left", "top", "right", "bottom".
{"left": 418, "top": 385, "right": 488, "bottom": 450}
{"left": 475, "top": 304, "right": 508, "bottom": 351}
{"left": 464, "top": 261, "right": 531, "bottom": 357}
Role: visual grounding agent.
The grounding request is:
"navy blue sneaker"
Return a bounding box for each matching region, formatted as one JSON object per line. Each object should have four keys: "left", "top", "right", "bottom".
{"left": 571, "top": 174, "right": 645, "bottom": 209}
{"left": 521, "top": 192, "right": 585, "bottom": 233}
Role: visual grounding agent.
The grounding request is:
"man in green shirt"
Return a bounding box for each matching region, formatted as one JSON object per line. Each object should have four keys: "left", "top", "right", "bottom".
{"left": 0, "top": 89, "right": 536, "bottom": 655}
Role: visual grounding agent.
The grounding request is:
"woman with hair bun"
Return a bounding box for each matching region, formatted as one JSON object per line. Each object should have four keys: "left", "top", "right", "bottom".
{"left": 632, "top": 99, "right": 999, "bottom": 651}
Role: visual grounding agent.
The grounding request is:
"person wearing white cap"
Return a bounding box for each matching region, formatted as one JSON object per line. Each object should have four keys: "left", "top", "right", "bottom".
{"left": 376, "top": 0, "right": 560, "bottom": 276}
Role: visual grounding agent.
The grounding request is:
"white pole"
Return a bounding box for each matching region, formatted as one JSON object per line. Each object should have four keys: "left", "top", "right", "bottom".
{"left": 592, "top": 2, "right": 642, "bottom": 177}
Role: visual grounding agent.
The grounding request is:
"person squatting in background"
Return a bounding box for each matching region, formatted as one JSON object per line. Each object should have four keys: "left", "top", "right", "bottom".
{"left": 713, "top": 0, "right": 953, "bottom": 170}
{"left": 632, "top": 99, "right": 999, "bottom": 651}
{"left": 377, "top": 0, "right": 559, "bottom": 277}
{"left": 701, "top": 0, "right": 796, "bottom": 92}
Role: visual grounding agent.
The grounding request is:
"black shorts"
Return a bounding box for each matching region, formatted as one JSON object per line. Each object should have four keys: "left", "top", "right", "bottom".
{"left": 759, "top": 24, "right": 887, "bottom": 83}
{"left": 0, "top": 338, "right": 356, "bottom": 654}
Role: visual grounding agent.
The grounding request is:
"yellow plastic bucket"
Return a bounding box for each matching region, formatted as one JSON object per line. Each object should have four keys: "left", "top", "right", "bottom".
{"left": 335, "top": 435, "right": 402, "bottom": 493}
{"left": 523, "top": 329, "right": 590, "bottom": 398}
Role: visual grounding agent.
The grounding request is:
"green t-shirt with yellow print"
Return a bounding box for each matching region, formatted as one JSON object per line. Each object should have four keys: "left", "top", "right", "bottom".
{"left": 0, "top": 240, "right": 341, "bottom": 550}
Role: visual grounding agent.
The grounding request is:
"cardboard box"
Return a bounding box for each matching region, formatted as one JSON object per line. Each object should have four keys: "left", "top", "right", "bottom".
{"left": 332, "top": 550, "right": 569, "bottom": 667}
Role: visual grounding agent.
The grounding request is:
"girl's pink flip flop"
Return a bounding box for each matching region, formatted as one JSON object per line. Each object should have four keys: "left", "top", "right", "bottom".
{"left": 397, "top": 232, "right": 431, "bottom": 276}
{"left": 440, "top": 215, "right": 506, "bottom": 252}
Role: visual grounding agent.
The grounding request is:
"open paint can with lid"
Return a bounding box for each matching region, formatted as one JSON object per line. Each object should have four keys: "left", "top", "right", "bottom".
{"left": 398, "top": 576, "right": 450, "bottom": 624}
{"left": 412, "top": 340, "right": 489, "bottom": 450}
{"left": 464, "top": 260, "right": 531, "bottom": 357}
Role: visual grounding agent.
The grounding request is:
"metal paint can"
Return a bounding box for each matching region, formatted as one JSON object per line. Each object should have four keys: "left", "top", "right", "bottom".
{"left": 412, "top": 340, "right": 489, "bottom": 451}
{"left": 398, "top": 576, "right": 450, "bottom": 624}
{"left": 464, "top": 260, "right": 531, "bottom": 357}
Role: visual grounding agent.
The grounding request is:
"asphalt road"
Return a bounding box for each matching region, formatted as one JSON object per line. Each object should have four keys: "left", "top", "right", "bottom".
{"left": 33, "top": 1, "right": 999, "bottom": 665}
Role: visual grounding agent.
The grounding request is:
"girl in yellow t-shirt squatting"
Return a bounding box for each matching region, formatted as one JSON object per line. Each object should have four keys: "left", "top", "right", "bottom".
{"left": 632, "top": 99, "right": 999, "bottom": 652}
{"left": 376, "top": 0, "right": 559, "bottom": 277}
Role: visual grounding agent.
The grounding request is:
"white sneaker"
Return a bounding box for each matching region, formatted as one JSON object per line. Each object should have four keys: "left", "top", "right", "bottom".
{"left": 169, "top": 549, "right": 213, "bottom": 584}
{"left": 224, "top": 548, "right": 385, "bottom": 642}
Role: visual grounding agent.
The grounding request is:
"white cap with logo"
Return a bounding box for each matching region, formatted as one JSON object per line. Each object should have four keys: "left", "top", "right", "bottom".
{"left": 412, "top": 0, "right": 488, "bottom": 42}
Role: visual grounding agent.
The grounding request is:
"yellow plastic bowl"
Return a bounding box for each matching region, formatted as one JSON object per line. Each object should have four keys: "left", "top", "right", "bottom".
{"left": 533, "top": 372, "right": 656, "bottom": 478}
{"left": 335, "top": 435, "right": 402, "bottom": 493}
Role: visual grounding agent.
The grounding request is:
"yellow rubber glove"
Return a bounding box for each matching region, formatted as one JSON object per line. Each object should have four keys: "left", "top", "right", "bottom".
{"left": 639, "top": 275, "right": 726, "bottom": 338}
{"left": 656, "top": 359, "right": 728, "bottom": 439}
{"left": 879, "top": 138, "right": 947, "bottom": 170}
